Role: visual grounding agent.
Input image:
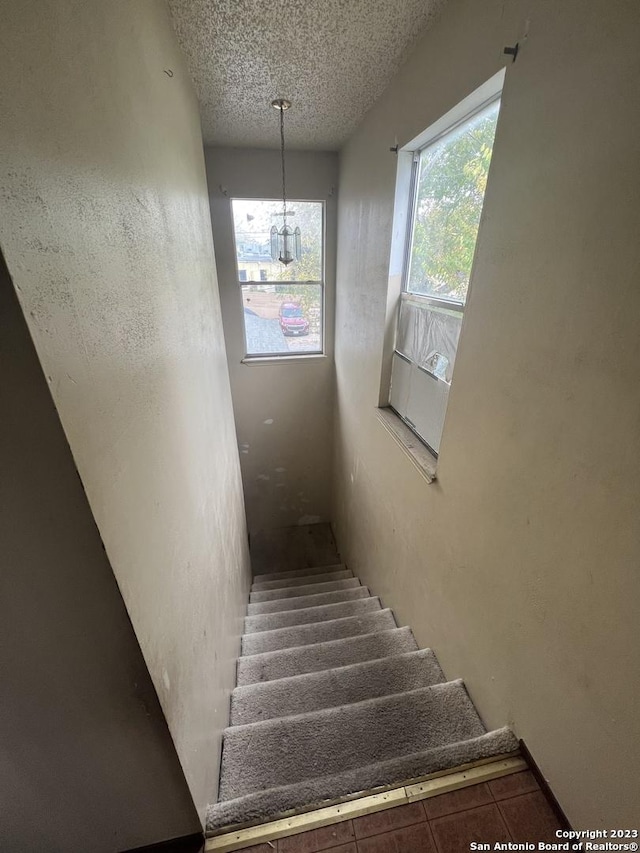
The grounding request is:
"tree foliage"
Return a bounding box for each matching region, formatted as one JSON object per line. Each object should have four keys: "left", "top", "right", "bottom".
{"left": 275, "top": 202, "right": 323, "bottom": 283}
{"left": 232, "top": 198, "right": 323, "bottom": 328}
{"left": 408, "top": 104, "right": 499, "bottom": 302}
{"left": 274, "top": 203, "right": 323, "bottom": 328}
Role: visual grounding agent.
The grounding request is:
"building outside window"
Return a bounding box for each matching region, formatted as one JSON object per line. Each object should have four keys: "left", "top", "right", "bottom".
{"left": 231, "top": 199, "right": 324, "bottom": 358}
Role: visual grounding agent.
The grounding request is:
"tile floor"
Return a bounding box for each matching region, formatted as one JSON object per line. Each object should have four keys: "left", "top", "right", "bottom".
{"left": 236, "top": 771, "right": 565, "bottom": 853}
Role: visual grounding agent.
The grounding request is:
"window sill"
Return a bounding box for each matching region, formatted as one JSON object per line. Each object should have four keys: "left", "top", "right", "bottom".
{"left": 241, "top": 354, "right": 327, "bottom": 365}
{"left": 375, "top": 407, "right": 438, "bottom": 483}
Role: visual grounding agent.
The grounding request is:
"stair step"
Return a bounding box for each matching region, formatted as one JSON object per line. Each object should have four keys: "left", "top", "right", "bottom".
{"left": 250, "top": 577, "right": 360, "bottom": 603}
{"left": 218, "top": 681, "right": 511, "bottom": 801}
{"left": 236, "top": 626, "right": 418, "bottom": 686}
{"left": 207, "top": 726, "right": 517, "bottom": 830}
{"left": 244, "top": 596, "right": 382, "bottom": 634}
{"left": 247, "top": 586, "right": 371, "bottom": 616}
{"left": 251, "top": 569, "right": 353, "bottom": 592}
{"left": 252, "top": 564, "right": 347, "bottom": 583}
{"left": 241, "top": 610, "right": 397, "bottom": 656}
{"left": 230, "top": 648, "right": 445, "bottom": 725}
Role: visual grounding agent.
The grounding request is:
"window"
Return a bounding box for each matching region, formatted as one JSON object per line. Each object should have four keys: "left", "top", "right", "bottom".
{"left": 231, "top": 199, "right": 324, "bottom": 358}
{"left": 389, "top": 86, "right": 501, "bottom": 456}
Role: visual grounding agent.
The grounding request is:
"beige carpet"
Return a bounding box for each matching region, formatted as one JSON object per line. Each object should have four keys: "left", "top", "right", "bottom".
{"left": 206, "top": 564, "right": 517, "bottom": 830}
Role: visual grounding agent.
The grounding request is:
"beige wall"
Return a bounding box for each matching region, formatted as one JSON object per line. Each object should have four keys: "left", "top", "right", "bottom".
{"left": 0, "top": 250, "right": 200, "bottom": 852}
{"left": 206, "top": 148, "right": 338, "bottom": 534}
{"left": 0, "top": 1, "right": 250, "bottom": 821}
{"left": 333, "top": 0, "right": 640, "bottom": 828}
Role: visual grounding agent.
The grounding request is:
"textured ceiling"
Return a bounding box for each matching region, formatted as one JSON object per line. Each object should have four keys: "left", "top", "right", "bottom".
{"left": 167, "top": 0, "right": 445, "bottom": 150}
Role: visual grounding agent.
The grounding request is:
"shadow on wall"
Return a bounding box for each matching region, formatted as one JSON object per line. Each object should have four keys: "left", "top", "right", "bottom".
{"left": 0, "top": 247, "right": 201, "bottom": 852}
{"left": 250, "top": 522, "right": 341, "bottom": 576}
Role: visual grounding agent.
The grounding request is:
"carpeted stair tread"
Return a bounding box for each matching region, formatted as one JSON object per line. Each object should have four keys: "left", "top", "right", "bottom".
{"left": 247, "top": 586, "right": 370, "bottom": 616}
{"left": 230, "top": 648, "right": 445, "bottom": 725}
{"left": 206, "top": 727, "right": 518, "bottom": 830}
{"left": 219, "top": 681, "right": 500, "bottom": 800}
{"left": 252, "top": 564, "right": 347, "bottom": 583}
{"left": 250, "top": 577, "right": 360, "bottom": 603}
{"left": 211, "top": 554, "right": 518, "bottom": 833}
{"left": 236, "top": 626, "right": 418, "bottom": 686}
{"left": 241, "top": 609, "right": 397, "bottom": 656}
{"left": 244, "top": 596, "right": 382, "bottom": 634}
{"left": 251, "top": 569, "right": 353, "bottom": 592}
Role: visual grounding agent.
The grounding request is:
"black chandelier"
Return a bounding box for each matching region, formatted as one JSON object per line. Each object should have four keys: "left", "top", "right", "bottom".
{"left": 270, "top": 98, "right": 301, "bottom": 266}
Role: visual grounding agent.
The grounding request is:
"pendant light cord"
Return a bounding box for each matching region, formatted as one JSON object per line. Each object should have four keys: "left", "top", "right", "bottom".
{"left": 280, "top": 106, "right": 287, "bottom": 224}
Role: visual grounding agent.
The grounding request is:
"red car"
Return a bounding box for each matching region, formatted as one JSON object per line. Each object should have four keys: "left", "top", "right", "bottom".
{"left": 279, "top": 301, "right": 309, "bottom": 336}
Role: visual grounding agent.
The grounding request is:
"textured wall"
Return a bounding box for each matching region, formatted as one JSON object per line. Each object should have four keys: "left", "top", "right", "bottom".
{"left": 0, "top": 251, "right": 200, "bottom": 852}
{"left": 333, "top": 0, "right": 640, "bottom": 828}
{"left": 0, "top": 0, "right": 250, "bottom": 821}
{"left": 206, "top": 148, "right": 338, "bottom": 534}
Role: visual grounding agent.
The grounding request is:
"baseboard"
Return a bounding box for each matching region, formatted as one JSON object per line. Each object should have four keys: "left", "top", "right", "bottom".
{"left": 519, "top": 739, "right": 572, "bottom": 830}
{"left": 205, "top": 752, "right": 526, "bottom": 852}
{"left": 125, "top": 831, "right": 205, "bottom": 853}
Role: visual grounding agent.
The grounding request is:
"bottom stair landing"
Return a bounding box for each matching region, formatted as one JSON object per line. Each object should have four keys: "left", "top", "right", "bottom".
{"left": 205, "top": 755, "right": 529, "bottom": 851}
{"left": 206, "top": 562, "right": 518, "bottom": 833}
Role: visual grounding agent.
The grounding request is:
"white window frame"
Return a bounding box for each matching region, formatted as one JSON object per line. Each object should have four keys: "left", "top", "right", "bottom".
{"left": 230, "top": 197, "right": 326, "bottom": 361}
{"left": 382, "top": 70, "right": 505, "bottom": 460}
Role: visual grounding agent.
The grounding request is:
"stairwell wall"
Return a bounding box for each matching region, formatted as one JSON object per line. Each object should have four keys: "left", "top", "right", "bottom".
{"left": 0, "top": 250, "right": 201, "bottom": 851}
{"left": 0, "top": 0, "right": 250, "bottom": 821}
{"left": 205, "top": 148, "right": 338, "bottom": 534}
{"left": 333, "top": 0, "right": 640, "bottom": 828}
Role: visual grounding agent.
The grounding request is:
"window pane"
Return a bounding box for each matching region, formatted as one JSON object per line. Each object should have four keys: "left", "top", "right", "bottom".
{"left": 232, "top": 199, "right": 323, "bottom": 282}
{"left": 407, "top": 100, "right": 500, "bottom": 302}
{"left": 242, "top": 283, "right": 322, "bottom": 356}
{"left": 396, "top": 297, "right": 462, "bottom": 384}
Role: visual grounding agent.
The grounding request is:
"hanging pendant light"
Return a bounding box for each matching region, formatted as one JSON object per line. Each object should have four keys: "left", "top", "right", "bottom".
{"left": 270, "top": 98, "right": 301, "bottom": 266}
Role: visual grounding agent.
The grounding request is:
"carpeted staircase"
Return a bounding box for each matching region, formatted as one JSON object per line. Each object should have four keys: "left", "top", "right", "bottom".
{"left": 206, "top": 563, "right": 518, "bottom": 831}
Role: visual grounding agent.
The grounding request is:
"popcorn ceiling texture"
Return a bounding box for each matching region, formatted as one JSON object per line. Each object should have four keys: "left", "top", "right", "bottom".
{"left": 167, "top": 0, "right": 446, "bottom": 149}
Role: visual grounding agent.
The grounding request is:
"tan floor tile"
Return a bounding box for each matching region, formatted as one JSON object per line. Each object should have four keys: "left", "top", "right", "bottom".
{"left": 424, "top": 783, "right": 494, "bottom": 820}
{"left": 430, "top": 803, "right": 511, "bottom": 853}
{"left": 352, "top": 802, "right": 427, "bottom": 839}
{"left": 489, "top": 772, "right": 540, "bottom": 802}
